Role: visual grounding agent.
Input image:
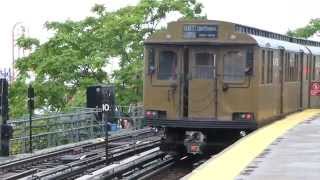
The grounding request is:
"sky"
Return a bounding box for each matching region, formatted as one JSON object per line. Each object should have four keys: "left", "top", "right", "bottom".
{"left": 1, "top": 0, "right": 320, "bottom": 72}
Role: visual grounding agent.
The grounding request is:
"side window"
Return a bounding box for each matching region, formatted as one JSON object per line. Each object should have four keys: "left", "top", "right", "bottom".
{"left": 147, "top": 48, "right": 155, "bottom": 74}
{"left": 223, "top": 51, "right": 245, "bottom": 82}
{"left": 294, "top": 54, "right": 299, "bottom": 81}
{"left": 261, "top": 50, "right": 265, "bottom": 84}
{"left": 312, "top": 56, "right": 316, "bottom": 80}
{"left": 285, "top": 52, "right": 290, "bottom": 82}
{"left": 284, "top": 52, "right": 300, "bottom": 82}
{"left": 246, "top": 48, "right": 254, "bottom": 75}
{"left": 193, "top": 52, "right": 214, "bottom": 79}
{"left": 158, "top": 51, "right": 177, "bottom": 80}
{"left": 306, "top": 55, "right": 309, "bottom": 80}
{"left": 316, "top": 56, "right": 320, "bottom": 80}
{"left": 288, "top": 52, "right": 293, "bottom": 82}
{"left": 266, "top": 50, "right": 273, "bottom": 84}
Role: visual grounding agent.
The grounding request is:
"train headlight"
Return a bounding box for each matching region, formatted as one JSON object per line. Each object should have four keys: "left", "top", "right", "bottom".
{"left": 152, "top": 111, "right": 157, "bottom": 116}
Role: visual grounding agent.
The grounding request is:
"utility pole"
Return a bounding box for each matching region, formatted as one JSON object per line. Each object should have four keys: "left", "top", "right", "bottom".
{"left": 28, "top": 84, "right": 35, "bottom": 153}
{"left": 11, "top": 22, "right": 27, "bottom": 83}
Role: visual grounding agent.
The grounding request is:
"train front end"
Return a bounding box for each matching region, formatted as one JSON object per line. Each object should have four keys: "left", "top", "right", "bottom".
{"left": 144, "top": 20, "right": 258, "bottom": 154}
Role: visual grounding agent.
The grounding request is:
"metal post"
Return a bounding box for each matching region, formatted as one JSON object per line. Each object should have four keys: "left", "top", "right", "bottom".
{"left": 0, "top": 78, "right": 11, "bottom": 156}
{"left": 28, "top": 84, "right": 34, "bottom": 153}
{"left": 104, "top": 112, "right": 109, "bottom": 164}
{"left": 29, "top": 107, "right": 32, "bottom": 153}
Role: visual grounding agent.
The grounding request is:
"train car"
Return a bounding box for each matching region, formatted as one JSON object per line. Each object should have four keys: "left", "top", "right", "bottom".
{"left": 143, "top": 19, "right": 320, "bottom": 154}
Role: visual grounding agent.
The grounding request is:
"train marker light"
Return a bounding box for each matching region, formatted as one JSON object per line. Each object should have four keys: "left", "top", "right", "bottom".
{"left": 245, "top": 113, "right": 253, "bottom": 120}
{"left": 145, "top": 111, "right": 158, "bottom": 119}
{"left": 145, "top": 111, "right": 152, "bottom": 118}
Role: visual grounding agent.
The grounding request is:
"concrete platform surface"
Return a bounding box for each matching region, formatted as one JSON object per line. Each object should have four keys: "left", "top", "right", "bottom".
{"left": 237, "top": 115, "right": 320, "bottom": 180}
{"left": 183, "top": 109, "right": 320, "bottom": 180}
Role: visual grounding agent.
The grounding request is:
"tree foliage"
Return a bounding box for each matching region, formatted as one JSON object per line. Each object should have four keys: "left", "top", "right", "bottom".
{"left": 11, "top": 0, "right": 204, "bottom": 117}
{"left": 287, "top": 18, "right": 320, "bottom": 38}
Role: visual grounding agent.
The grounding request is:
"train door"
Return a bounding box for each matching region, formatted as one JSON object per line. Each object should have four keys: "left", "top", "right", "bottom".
{"left": 300, "top": 53, "right": 310, "bottom": 109}
{"left": 279, "top": 49, "right": 284, "bottom": 114}
{"left": 188, "top": 48, "right": 217, "bottom": 118}
{"left": 299, "top": 52, "right": 304, "bottom": 109}
{"left": 307, "top": 54, "right": 312, "bottom": 108}
{"left": 150, "top": 47, "right": 181, "bottom": 119}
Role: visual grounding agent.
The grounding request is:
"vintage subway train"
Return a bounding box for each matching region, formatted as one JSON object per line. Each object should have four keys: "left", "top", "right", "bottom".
{"left": 143, "top": 19, "right": 320, "bottom": 154}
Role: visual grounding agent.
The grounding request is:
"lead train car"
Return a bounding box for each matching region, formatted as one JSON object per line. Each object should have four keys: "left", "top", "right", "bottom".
{"left": 143, "top": 19, "right": 320, "bottom": 154}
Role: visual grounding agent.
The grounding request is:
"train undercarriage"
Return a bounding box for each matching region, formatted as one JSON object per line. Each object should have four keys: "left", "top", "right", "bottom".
{"left": 160, "top": 128, "right": 253, "bottom": 155}
{"left": 148, "top": 119, "right": 257, "bottom": 155}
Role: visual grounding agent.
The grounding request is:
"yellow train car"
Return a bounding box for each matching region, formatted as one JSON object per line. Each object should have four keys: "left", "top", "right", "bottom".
{"left": 143, "top": 19, "right": 320, "bottom": 154}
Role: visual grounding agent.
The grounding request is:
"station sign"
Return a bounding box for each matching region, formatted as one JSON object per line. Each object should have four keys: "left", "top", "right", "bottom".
{"left": 310, "top": 82, "right": 320, "bottom": 96}
{"left": 102, "top": 104, "right": 110, "bottom": 112}
{"left": 183, "top": 24, "right": 218, "bottom": 38}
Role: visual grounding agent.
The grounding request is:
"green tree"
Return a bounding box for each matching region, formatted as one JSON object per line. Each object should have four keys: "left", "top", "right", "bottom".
{"left": 287, "top": 18, "right": 320, "bottom": 38}
{"left": 11, "top": 0, "right": 204, "bottom": 118}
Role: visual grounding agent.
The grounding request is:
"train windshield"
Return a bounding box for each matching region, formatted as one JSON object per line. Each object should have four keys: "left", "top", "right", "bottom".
{"left": 158, "top": 50, "right": 177, "bottom": 80}
{"left": 193, "top": 52, "right": 215, "bottom": 79}
{"left": 223, "top": 51, "right": 245, "bottom": 82}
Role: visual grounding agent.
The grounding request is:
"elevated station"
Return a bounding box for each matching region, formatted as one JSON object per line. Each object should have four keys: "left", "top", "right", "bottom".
{"left": 184, "top": 109, "right": 320, "bottom": 180}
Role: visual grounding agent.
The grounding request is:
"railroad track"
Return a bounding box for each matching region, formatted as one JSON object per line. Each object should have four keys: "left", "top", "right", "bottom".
{"left": 27, "top": 137, "right": 161, "bottom": 180}
{"left": 73, "top": 147, "right": 215, "bottom": 180}
{"left": 0, "top": 128, "right": 159, "bottom": 180}
{"left": 76, "top": 147, "right": 175, "bottom": 180}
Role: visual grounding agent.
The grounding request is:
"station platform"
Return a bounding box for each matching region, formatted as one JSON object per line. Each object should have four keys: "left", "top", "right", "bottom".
{"left": 183, "top": 109, "right": 320, "bottom": 180}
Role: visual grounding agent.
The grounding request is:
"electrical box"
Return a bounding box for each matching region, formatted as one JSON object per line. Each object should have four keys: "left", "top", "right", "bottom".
{"left": 86, "top": 85, "right": 115, "bottom": 121}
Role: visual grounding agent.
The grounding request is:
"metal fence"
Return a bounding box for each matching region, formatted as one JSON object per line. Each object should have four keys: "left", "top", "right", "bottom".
{"left": 8, "top": 105, "right": 144, "bottom": 155}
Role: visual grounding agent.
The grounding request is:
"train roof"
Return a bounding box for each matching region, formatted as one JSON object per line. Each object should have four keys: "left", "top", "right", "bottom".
{"left": 145, "top": 19, "right": 320, "bottom": 55}
{"left": 250, "top": 35, "right": 309, "bottom": 53}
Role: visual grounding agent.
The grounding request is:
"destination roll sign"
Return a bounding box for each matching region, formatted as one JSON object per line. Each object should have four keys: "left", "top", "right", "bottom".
{"left": 183, "top": 24, "right": 218, "bottom": 38}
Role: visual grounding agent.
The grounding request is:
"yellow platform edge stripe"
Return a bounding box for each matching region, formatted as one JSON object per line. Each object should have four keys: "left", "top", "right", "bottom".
{"left": 184, "top": 109, "right": 320, "bottom": 180}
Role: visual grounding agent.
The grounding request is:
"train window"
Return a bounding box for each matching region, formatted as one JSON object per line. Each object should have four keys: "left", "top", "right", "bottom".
{"left": 193, "top": 52, "right": 214, "bottom": 79}
{"left": 306, "top": 56, "right": 309, "bottom": 80}
{"left": 246, "top": 48, "right": 254, "bottom": 75}
{"left": 316, "top": 56, "right": 320, "bottom": 80}
{"left": 294, "top": 54, "right": 299, "bottom": 81}
{"left": 223, "top": 51, "right": 245, "bottom": 82}
{"left": 266, "top": 50, "right": 273, "bottom": 84}
{"left": 147, "top": 48, "right": 155, "bottom": 75}
{"left": 261, "top": 50, "right": 265, "bottom": 84}
{"left": 284, "top": 53, "right": 299, "bottom": 82}
{"left": 195, "top": 53, "right": 213, "bottom": 65}
{"left": 158, "top": 51, "right": 177, "bottom": 80}
{"left": 312, "top": 56, "right": 316, "bottom": 80}
{"left": 285, "top": 52, "right": 290, "bottom": 81}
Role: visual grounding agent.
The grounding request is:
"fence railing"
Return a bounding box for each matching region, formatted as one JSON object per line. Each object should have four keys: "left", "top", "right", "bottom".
{"left": 8, "top": 105, "right": 145, "bottom": 155}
